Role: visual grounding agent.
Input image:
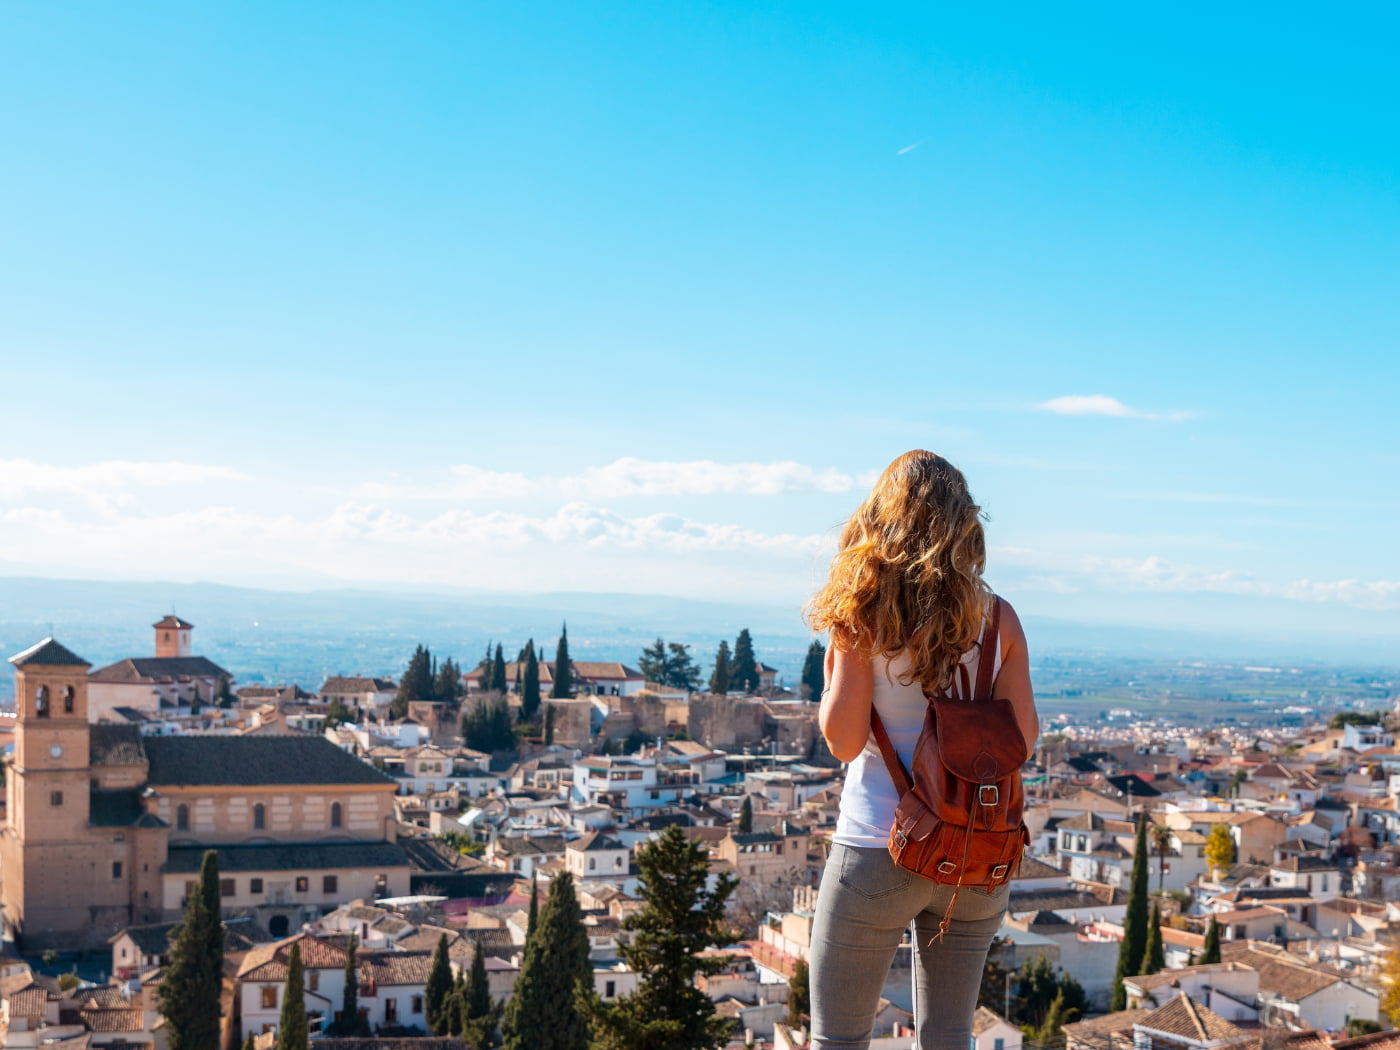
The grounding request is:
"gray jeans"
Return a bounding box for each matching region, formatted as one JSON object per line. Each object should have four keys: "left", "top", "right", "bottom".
{"left": 809, "top": 843, "right": 1009, "bottom": 1050}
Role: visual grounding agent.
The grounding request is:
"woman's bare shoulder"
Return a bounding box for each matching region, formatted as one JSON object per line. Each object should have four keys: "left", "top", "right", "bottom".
{"left": 993, "top": 595, "right": 1028, "bottom": 650}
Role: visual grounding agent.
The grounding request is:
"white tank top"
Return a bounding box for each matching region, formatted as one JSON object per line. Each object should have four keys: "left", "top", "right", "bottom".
{"left": 832, "top": 614, "right": 1003, "bottom": 850}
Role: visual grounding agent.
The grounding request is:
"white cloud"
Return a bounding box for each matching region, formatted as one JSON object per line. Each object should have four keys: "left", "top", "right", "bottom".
{"left": 0, "top": 458, "right": 249, "bottom": 496}
{"left": 358, "top": 458, "right": 861, "bottom": 501}
{"left": 1038, "top": 395, "right": 1194, "bottom": 422}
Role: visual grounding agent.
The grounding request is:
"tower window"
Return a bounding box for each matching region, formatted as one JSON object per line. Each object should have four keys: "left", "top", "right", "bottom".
{"left": 50, "top": 791, "right": 63, "bottom": 806}
{"left": 177, "top": 804, "right": 189, "bottom": 831}
{"left": 62, "top": 686, "right": 75, "bottom": 714}
{"left": 253, "top": 803, "right": 266, "bottom": 830}
{"left": 113, "top": 861, "right": 123, "bottom": 879}
{"left": 35, "top": 686, "right": 50, "bottom": 718}
{"left": 330, "top": 802, "right": 343, "bottom": 829}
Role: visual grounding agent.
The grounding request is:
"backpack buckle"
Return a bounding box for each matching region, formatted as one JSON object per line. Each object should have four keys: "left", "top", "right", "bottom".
{"left": 991, "top": 864, "right": 1009, "bottom": 880}
{"left": 978, "top": 784, "right": 999, "bottom": 806}
{"left": 893, "top": 830, "right": 907, "bottom": 849}
{"left": 937, "top": 861, "right": 957, "bottom": 875}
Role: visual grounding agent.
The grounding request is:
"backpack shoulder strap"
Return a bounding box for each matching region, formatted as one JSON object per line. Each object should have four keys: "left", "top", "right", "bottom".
{"left": 870, "top": 707, "right": 913, "bottom": 795}
{"left": 973, "top": 596, "right": 1003, "bottom": 701}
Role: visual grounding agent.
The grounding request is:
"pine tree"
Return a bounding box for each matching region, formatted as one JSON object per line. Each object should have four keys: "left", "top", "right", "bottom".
{"left": 731, "top": 629, "right": 759, "bottom": 694}
{"left": 392, "top": 645, "right": 434, "bottom": 718}
{"left": 800, "top": 640, "right": 826, "bottom": 702}
{"left": 1144, "top": 903, "right": 1166, "bottom": 975}
{"left": 159, "top": 850, "right": 224, "bottom": 1050}
{"left": 1035, "top": 990, "right": 1075, "bottom": 1041}
{"left": 1200, "top": 916, "right": 1222, "bottom": 965}
{"left": 275, "top": 943, "right": 308, "bottom": 1050}
{"left": 502, "top": 871, "right": 592, "bottom": 1050}
{"left": 787, "top": 958, "right": 810, "bottom": 1029}
{"left": 425, "top": 933, "right": 454, "bottom": 1035}
{"left": 709, "top": 641, "right": 731, "bottom": 694}
{"left": 737, "top": 796, "right": 753, "bottom": 834}
{"left": 586, "top": 825, "right": 740, "bottom": 1050}
{"left": 491, "top": 644, "right": 507, "bottom": 694}
{"left": 550, "top": 625, "right": 573, "bottom": 698}
{"left": 1111, "top": 814, "right": 1151, "bottom": 1010}
{"left": 522, "top": 642, "right": 541, "bottom": 719}
{"left": 434, "top": 658, "right": 463, "bottom": 706}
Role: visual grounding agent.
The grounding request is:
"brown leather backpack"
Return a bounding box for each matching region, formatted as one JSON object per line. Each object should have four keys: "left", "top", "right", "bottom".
{"left": 869, "top": 597, "right": 1030, "bottom": 936}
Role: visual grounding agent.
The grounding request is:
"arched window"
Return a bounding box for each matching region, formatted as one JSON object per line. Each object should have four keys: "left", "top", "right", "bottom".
{"left": 62, "top": 686, "right": 75, "bottom": 715}
{"left": 330, "top": 802, "right": 343, "bottom": 829}
{"left": 177, "top": 804, "right": 189, "bottom": 832}
{"left": 35, "top": 685, "right": 50, "bottom": 718}
{"left": 253, "top": 803, "right": 266, "bottom": 831}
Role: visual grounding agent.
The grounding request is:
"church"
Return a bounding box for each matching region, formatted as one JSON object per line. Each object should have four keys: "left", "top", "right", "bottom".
{"left": 1, "top": 633, "right": 412, "bottom": 951}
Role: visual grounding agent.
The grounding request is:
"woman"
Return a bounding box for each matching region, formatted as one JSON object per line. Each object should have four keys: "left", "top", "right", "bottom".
{"left": 805, "top": 450, "right": 1037, "bottom": 1050}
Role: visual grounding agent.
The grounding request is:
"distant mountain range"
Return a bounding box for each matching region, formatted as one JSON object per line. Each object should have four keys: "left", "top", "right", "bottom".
{"left": 0, "top": 575, "right": 1392, "bottom": 699}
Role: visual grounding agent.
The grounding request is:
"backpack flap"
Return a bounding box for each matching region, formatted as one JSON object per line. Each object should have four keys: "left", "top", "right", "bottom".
{"left": 930, "top": 697, "right": 1027, "bottom": 782}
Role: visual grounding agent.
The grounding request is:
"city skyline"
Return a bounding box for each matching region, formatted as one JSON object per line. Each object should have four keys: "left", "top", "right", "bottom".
{"left": 2, "top": 5, "right": 1396, "bottom": 647}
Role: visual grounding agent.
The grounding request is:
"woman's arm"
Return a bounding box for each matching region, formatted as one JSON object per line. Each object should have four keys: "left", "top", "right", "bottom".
{"left": 818, "top": 644, "right": 875, "bottom": 763}
{"left": 993, "top": 599, "right": 1039, "bottom": 760}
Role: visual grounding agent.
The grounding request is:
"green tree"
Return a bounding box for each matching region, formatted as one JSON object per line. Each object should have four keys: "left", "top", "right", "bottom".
{"left": 800, "top": 640, "right": 826, "bottom": 702}
{"left": 1144, "top": 903, "right": 1166, "bottom": 975}
{"left": 737, "top": 796, "right": 753, "bottom": 834}
{"left": 321, "top": 698, "right": 356, "bottom": 733}
{"left": 708, "top": 641, "right": 731, "bottom": 694}
{"left": 491, "top": 644, "right": 508, "bottom": 694}
{"left": 1151, "top": 823, "right": 1173, "bottom": 895}
{"left": 550, "top": 625, "right": 573, "bottom": 698}
{"left": 731, "top": 629, "right": 759, "bottom": 694}
{"left": 544, "top": 705, "right": 556, "bottom": 746}
{"left": 462, "top": 938, "right": 501, "bottom": 1048}
{"left": 435, "top": 657, "right": 463, "bottom": 705}
{"left": 275, "top": 943, "right": 308, "bottom": 1050}
{"left": 241, "top": 1033, "right": 256, "bottom": 1050}
{"left": 1034, "top": 990, "right": 1077, "bottom": 1041}
{"left": 159, "top": 850, "right": 225, "bottom": 1050}
{"left": 425, "top": 933, "right": 455, "bottom": 1035}
{"left": 585, "top": 825, "right": 740, "bottom": 1050}
{"left": 1331, "top": 711, "right": 1381, "bottom": 729}
{"left": 502, "top": 871, "right": 592, "bottom": 1050}
{"left": 334, "top": 933, "right": 369, "bottom": 1036}
{"left": 787, "top": 958, "right": 810, "bottom": 1029}
{"left": 216, "top": 673, "right": 236, "bottom": 708}
{"left": 638, "top": 639, "right": 702, "bottom": 690}
{"left": 1111, "top": 814, "right": 1151, "bottom": 1010}
{"left": 522, "top": 642, "right": 541, "bottom": 720}
{"left": 392, "top": 644, "right": 434, "bottom": 718}
{"left": 527, "top": 875, "right": 539, "bottom": 939}
{"left": 1200, "top": 916, "right": 1222, "bottom": 965}
{"left": 1204, "top": 823, "right": 1236, "bottom": 877}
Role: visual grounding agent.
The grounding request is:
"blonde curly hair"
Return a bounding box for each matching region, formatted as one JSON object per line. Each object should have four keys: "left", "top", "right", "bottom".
{"left": 805, "top": 450, "right": 991, "bottom": 694}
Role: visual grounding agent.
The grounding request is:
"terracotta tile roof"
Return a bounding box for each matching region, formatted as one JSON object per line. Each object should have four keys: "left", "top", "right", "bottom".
{"left": 238, "top": 934, "right": 352, "bottom": 981}
{"left": 89, "top": 656, "right": 229, "bottom": 683}
{"left": 320, "top": 676, "right": 396, "bottom": 694}
{"left": 362, "top": 952, "right": 434, "bottom": 986}
{"left": 7, "top": 984, "right": 49, "bottom": 1017}
{"left": 153, "top": 616, "right": 194, "bottom": 629}
{"left": 1139, "top": 992, "right": 1243, "bottom": 1042}
{"left": 1062, "top": 1007, "right": 1152, "bottom": 1041}
{"left": 1220, "top": 942, "right": 1343, "bottom": 1002}
{"left": 971, "top": 1007, "right": 1012, "bottom": 1035}
{"left": 80, "top": 1007, "right": 147, "bottom": 1033}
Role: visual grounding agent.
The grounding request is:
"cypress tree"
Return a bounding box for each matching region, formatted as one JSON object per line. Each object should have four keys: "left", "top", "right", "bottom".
{"left": 275, "top": 943, "right": 308, "bottom": 1050}
{"left": 502, "top": 871, "right": 592, "bottom": 1050}
{"left": 467, "top": 937, "right": 492, "bottom": 1020}
{"left": 527, "top": 875, "right": 539, "bottom": 939}
{"left": 550, "top": 624, "right": 573, "bottom": 698}
{"left": 159, "top": 849, "right": 224, "bottom": 1050}
{"left": 522, "top": 642, "right": 541, "bottom": 719}
{"left": 241, "top": 1034, "right": 255, "bottom": 1050}
{"left": 1112, "top": 814, "right": 1152, "bottom": 1009}
{"left": 709, "top": 641, "right": 731, "bottom": 695}
{"left": 491, "top": 644, "right": 507, "bottom": 694}
{"left": 586, "top": 825, "right": 739, "bottom": 1050}
{"left": 731, "top": 629, "right": 759, "bottom": 694}
{"left": 737, "top": 796, "right": 753, "bottom": 834}
{"left": 336, "top": 933, "right": 368, "bottom": 1035}
{"left": 544, "top": 705, "right": 555, "bottom": 746}
{"left": 800, "top": 640, "right": 826, "bottom": 701}
{"left": 1144, "top": 903, "right": 1166, "bottom": 975}
{"left": 425, "top": 933, "right": 454, "bottom": 1035}
{"left": 1200, "top": 916, "right": 1222, "bottom": 965}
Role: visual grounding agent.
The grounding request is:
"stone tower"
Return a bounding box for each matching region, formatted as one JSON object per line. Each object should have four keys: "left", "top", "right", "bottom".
{"left": 154, "top": 614, "right": 194, "bottom": 658}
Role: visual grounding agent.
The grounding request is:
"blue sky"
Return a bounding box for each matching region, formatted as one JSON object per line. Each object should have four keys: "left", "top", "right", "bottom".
{"left": 1, "top": 3, "right": 1396, "bottom": 646}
